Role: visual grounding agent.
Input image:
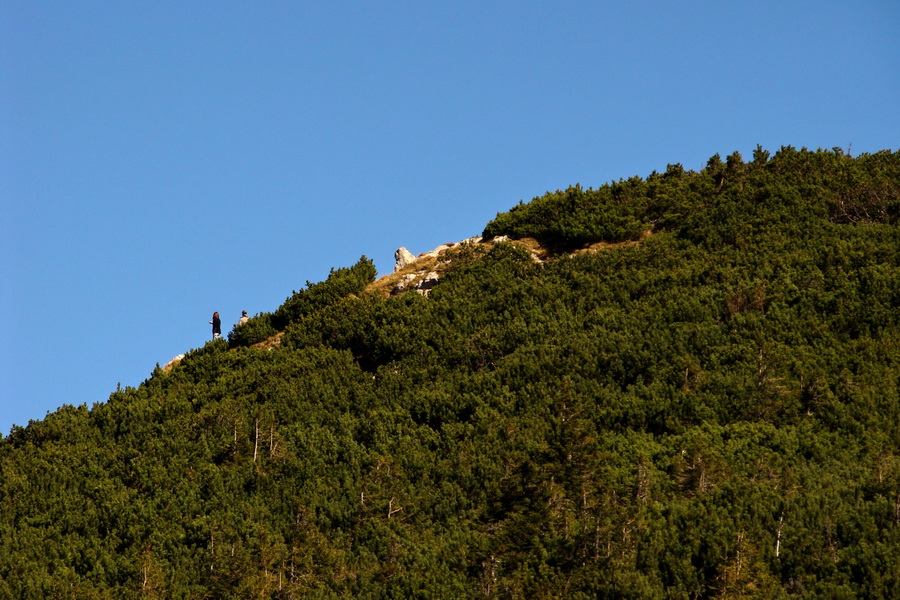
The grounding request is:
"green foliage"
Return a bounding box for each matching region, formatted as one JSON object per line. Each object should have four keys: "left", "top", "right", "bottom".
{"left": 483, "top": 184, "right": 646, "bottom": 249}
{"left": 2, "top": 148, "right": 899, "bottom": 598}
{"left": 485, "top": 147, "right": 900, "bottom": 251}
{"left": 271, "top": 255, "right": 377, "bottom": 330}
{"left": 227, "top": 312, "right": 277, "bottom": 348}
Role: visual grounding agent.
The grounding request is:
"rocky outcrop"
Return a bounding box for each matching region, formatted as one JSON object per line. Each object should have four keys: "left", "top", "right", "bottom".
{"left": 381, "top": 236, "right": 538, "bottom": 297}
{"left": 393, "top": 247, "right": 416, "bottom": 272}
{"left": 390, "top": 270, "right": 441, "bottom": 296}
{"left": 390, "top": 273, "right": 418, "bottom": 295}
{"left": 416, "top": 271, "right": 440, "bottom": 294}
{"left": 379, "top": 232, "right": 646, "bottom": 298}
{"left": 162, "top": 354, "right": 185, "bottom": 373}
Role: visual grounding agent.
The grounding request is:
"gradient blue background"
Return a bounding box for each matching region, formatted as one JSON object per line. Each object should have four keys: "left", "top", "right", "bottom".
{"left": 2, "top": 1, "right": 898, "bottom": 434}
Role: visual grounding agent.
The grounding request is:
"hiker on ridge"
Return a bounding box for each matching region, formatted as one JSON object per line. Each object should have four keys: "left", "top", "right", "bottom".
{"left": 238, "top": 310, "right": 250, "bottom": 326}
{"left": 210, "top": 312, "right": 221, "bottom": 340}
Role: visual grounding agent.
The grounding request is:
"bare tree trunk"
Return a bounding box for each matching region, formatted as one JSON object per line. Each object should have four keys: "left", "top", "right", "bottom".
{"left": 387, "top": 495, "right": 403, "bottom": 518}
{"left": 253, "top": 418, "right": 259, "bottom": 462}
{"left": 775, "top": 512, "right": 784, "bottom": 558}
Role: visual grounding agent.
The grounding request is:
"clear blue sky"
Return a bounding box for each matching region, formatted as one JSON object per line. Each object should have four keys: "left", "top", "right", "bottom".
{"left": 2, "top": 1, "right": 898, "bottom": 435}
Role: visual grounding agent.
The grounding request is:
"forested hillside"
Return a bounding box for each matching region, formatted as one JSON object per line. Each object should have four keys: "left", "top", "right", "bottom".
{"left": 2, "top": 147, "right": 899, "bottom": 599}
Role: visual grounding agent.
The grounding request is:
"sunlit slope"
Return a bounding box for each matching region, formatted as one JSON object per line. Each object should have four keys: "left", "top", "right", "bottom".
{"left": 2, "top": 147, "right": 899, "bottom": 599}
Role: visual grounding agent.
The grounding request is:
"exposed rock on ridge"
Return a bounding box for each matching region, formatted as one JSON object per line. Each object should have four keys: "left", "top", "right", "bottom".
{"left": 393, "top": 247, "right": 416, "bottom": 272}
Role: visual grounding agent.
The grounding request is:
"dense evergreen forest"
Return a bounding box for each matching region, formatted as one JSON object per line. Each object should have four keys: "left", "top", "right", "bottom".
{"left": 2, "top": 146, "right": 899, "bottom": 599}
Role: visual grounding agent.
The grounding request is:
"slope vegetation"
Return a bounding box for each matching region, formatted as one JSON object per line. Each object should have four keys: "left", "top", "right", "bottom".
{"left": 1, "top": 147, "right": 899, "bottom": 599}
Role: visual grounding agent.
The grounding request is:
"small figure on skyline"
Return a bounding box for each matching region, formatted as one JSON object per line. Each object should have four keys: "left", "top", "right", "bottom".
{"left": 210, "top": 312, "right": 221, "bottom": 340}
{"left": 238, "top": 310, "right": 250, "bottom": 326}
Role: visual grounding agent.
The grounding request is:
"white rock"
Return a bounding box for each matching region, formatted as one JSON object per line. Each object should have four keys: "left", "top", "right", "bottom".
{"left": 163, "top": 354, "right": 185, "bottom": 371}
{"left": 417, "top": 271, "right": 440, "bottom": 290}
{"left": 420, "top": 243, "right": 455, "bottom": 259}
{"left": 394, "top": 247, "right": 416, "bottom": 272}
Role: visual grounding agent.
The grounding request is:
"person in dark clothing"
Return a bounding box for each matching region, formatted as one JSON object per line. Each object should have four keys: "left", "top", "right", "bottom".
{"left": 210, "top": 312, "right": 221, "bottom": 340}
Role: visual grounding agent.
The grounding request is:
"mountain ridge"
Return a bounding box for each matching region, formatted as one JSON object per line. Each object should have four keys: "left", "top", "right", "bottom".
{"left": 228, "top": 231, "right": 656, "bottom": 358}
{"left": 2, "top": 146, "right": 899, "bottom": 599}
